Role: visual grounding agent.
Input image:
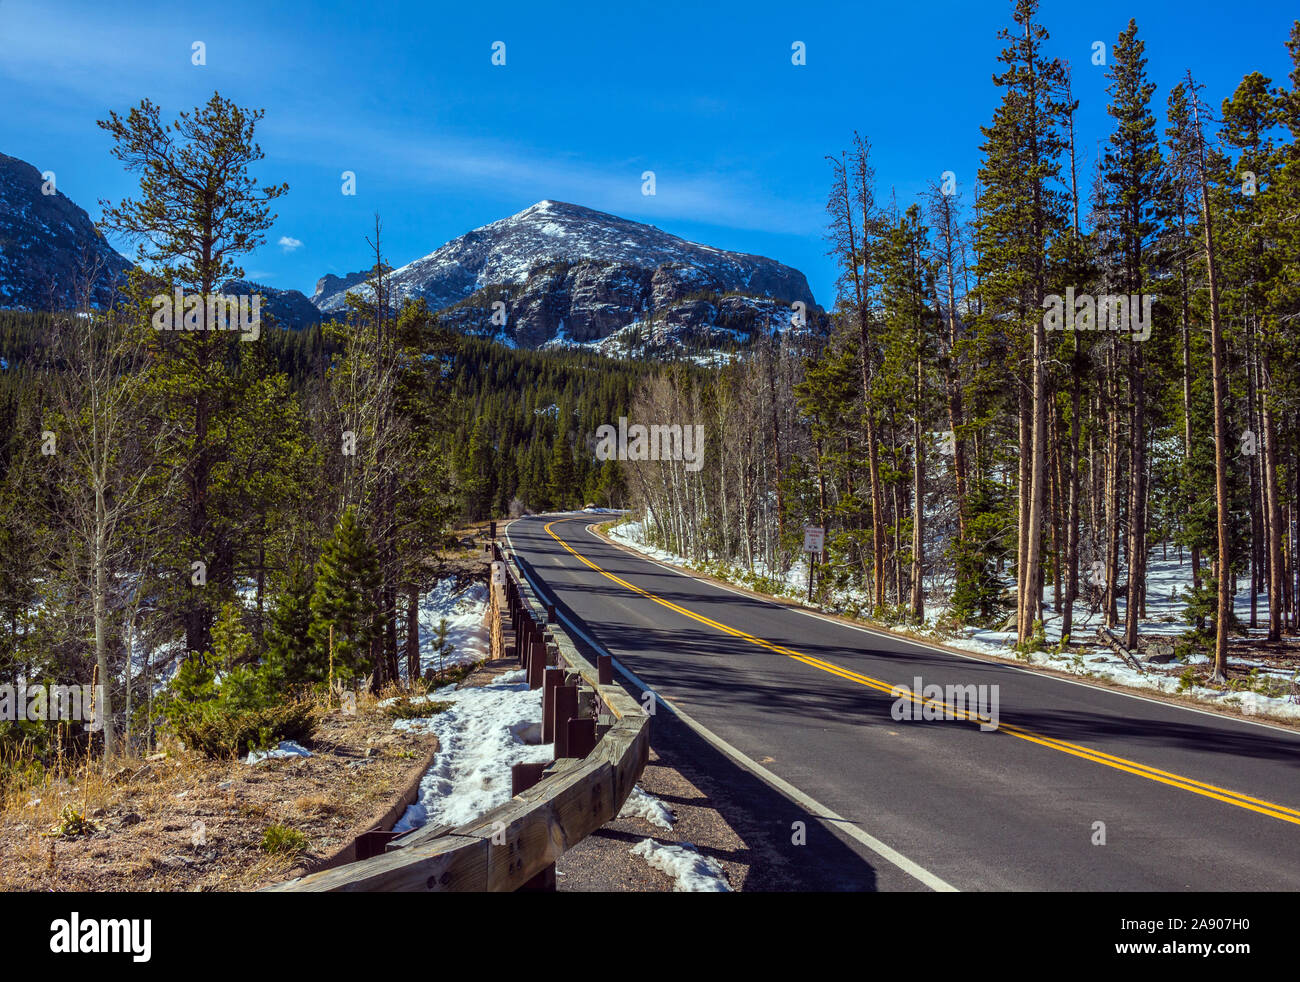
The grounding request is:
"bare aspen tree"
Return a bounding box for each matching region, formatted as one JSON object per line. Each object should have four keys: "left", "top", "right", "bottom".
{"left": 826, "top": 138, "right": 887, "bottom": 608}
{"left": 46, "top": 270, "right": 177, "bottom": 764}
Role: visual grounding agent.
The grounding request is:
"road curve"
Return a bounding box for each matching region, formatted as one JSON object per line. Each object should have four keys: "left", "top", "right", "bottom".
{"left": 506, "top": 513, "right": 1300, "bottom": 891}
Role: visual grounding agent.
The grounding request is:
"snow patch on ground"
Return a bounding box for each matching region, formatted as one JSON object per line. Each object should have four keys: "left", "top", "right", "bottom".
{"left": 610, "top": 518, "right": 810, "bottom": 596}
{"left": 630, "top": 838, "right": 730, "bottom": 892}
{"left": 390, "top": 669, "right": 552, "bottom": 834}
{"left": 418, "top": 579, "right": 491, "bottom": 674}
{"left": 938, "top": 553, "right": 1300, "bottom": 721}
{"left": 618, "top": 784, "right": 675, "bottom": 829}
{"left": 244, "top": 740, "right": 312, "bottom": 765}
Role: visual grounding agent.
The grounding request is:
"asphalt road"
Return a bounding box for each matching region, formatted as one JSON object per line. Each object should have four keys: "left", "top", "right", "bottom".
{"left": 506, "top": 513, "right": 1300, "bottom": 892}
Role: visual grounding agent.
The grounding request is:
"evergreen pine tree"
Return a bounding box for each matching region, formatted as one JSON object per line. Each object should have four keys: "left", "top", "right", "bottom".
{"left": 308, "top": 508, "right": 383, "bottom": 682}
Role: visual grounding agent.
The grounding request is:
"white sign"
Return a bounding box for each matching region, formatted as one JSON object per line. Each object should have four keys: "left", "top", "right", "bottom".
{"left": 803, "top": 526, "right": 824, "bottom": 554}
{"left": 491, "top": 562, "right": 506, "bottom": 586}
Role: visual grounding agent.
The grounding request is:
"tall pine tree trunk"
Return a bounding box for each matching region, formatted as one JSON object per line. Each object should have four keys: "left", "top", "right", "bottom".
{"left": 911, "top": 351, "right": 925, "bottom": 622}
{"left": 1124, "top": 335, "right": 1147, "bottom": 649}
{"left": 1062, "top": 370, "right": 1082, "bottom": 640}
{"left": 1192, "top": 93, "right": 1233, "bottom": 682}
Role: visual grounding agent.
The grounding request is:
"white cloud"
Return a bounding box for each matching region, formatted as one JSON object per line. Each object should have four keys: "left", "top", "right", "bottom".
{"left": 278, "top": 235, "right": 303, "bottom": 252}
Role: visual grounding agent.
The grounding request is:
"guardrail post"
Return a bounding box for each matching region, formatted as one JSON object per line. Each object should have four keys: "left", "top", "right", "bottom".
{"left": 551, "top": 684, "right": 578, "bottom": 758}
{"left": 355, "top": 828, "right": 397, "bottom": 861}
{"left": 510, "top": 761, "right": 558, "bottom": 892}
{"left": 515, "top": 612, "right": 529, "bottom": 665}
{"left": 542, "top": 668, "right": 563, "bottom": 743}
{"left": 597, "top": 654, "right": 613, "bottom": 686}
{"left": 546, "top": 603, "right": 556, "bottom": 623}
{"left": 527, "top": 637, "right": 546, "bottom": 690}
{"left": 521, "top": 619, "right": 537, "bottom": 668}
{"left": 511, "top": 761, "right": 547, "bottom": 795}
{"left": 565, "top": 717, "right": 597, "bottom": 759}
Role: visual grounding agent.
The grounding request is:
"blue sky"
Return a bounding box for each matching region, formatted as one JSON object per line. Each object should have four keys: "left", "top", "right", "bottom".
{"left": 1, "top": 0, "right": 1296, "bottom": 307}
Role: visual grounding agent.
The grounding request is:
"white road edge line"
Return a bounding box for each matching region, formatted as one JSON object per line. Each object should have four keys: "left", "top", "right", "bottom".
{"left": 503, "top": 518, "right": 959, "bottom": 894}
{"left": 578, "top": 519, "right": 1300, "bottom": 739}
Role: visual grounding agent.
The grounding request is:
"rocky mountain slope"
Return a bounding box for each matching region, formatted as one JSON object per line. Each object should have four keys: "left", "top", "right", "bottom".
{"left": 220, "top": 280, "right": 322, "bottom": 328}
{"left": 0, "top": 152, "right": 325, "bottom": 327}
{"left": 0, "top": 152, "right": 130, "bottom": 310}
{"left": 313, "top": 201, "right": 821, "bottom": 351}
{"left": 1, "top": 150, "right": 821, "bottom": 349}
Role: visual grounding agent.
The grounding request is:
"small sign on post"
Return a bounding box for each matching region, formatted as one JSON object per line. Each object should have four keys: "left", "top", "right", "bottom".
{"left": 802, "top": 526, "right": 825, "bottom": 555}
{"left": 803, "top": 526, "right": 824, "bottom": 602}
{"left": 491, "top": 562, "right": 506, "bottom": 586}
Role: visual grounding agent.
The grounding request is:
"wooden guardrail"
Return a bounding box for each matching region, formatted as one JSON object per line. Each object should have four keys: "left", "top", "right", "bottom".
{"left": 269, "top": 536, "right": 650, "bottom": 892}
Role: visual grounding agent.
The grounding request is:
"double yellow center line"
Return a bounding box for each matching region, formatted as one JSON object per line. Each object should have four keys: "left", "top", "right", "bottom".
{"left": 544, "top": 518, "right": 1300, "bottom": 828}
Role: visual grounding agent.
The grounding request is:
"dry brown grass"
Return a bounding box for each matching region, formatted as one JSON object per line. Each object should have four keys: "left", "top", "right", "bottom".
{"left": 293, "top": 794, "right": 337, "bottom": 817}
{"left": 0, "top": 694, "right": 438, "bottom": 892}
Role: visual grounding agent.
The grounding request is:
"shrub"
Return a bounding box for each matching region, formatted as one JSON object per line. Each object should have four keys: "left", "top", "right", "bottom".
{"left": 264, "top": 567, "right": 319, "bottom": 684}
{"left": 162, "top": 600, "right": 319, "bottom": 756}
{"left": 950, "top": 550, "right": 1008, "bottom": 626}
{"left": 428, "top": 618, "right": 455, "bottom": 677}
{"left": 422, "top": 661, "right": 478, "bottom": 687}
{"left": 948, "top": 480, "right": 1012, "bottom": 627}
{"left": 308, "top": 508, "right": 384, "bottom": 682}
{"left": 383, "top": 697, "right": 453, "bottom": 720}
{"left": 261, "top": 824, "right": 308, "bottom": 855}
{"left": 169, "top": 699, "right": 318, "bottom": 757}
{"left": 43, "top": 804, "right": 96, "bottom": 838}
{"left": 1182, "top": 569, "right": 1245, "bottom": 643}
{"left": 0, "top": 754, "right": 45, "bottom": 803}
{"left": 1013, "top": 620, "right": 1048, "bottom": 657}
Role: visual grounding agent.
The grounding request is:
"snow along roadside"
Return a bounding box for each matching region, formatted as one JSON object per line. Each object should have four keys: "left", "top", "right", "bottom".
{"left": 388, "top": 670, "right": 552, "bottom": 834}
{"left": 384, "top": 577, "right": 553, "bottom": 835}
{"left": 618, "top": 783, "right": 730, "bottom": 892}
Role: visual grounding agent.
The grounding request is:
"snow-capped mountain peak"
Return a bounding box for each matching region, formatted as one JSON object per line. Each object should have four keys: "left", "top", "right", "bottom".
{"left": 311, "top": 200, "right": 818, "bottom": 351}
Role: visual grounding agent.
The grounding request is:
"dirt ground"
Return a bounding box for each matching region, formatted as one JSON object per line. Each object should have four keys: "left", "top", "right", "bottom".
{"left": 0, "top": 696, "right": 439, "bottom": 892}
{"left": 557, "top": 741, "right": 748, "bottom": 892}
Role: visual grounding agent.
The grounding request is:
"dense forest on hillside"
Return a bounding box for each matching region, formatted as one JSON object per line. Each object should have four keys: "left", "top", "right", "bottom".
{"left": 0, "top": 287, "right": 655, "bottom": 765}
{"left": 444, "top": 338, "right": 657, "bottom": 517}
{"left": 0, "top": 310, "right": 652, "bottom": 521}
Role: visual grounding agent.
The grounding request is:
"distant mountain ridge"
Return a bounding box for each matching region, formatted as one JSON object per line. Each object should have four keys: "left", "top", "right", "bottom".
{"left": 1, "top": 151, "right": 822, "bottom": 349}
{"left": 0, "top": 152, "right": 130, "bottom": 310}
{"left": 220, "top": 280, "right": 322, "bottom": 329}
{"left": 0, "top": 152, "right": 326, "bottom": 328}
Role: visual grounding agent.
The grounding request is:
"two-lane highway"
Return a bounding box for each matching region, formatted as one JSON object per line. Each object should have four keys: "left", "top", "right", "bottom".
{"left": 508, "top": 513, "right": 1300, "bottom": 891}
